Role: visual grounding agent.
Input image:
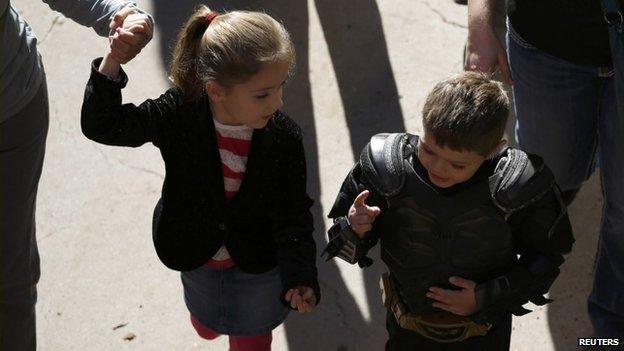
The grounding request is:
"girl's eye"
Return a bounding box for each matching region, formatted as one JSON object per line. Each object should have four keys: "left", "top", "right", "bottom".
{"left": 451, "top": 164, "right": 466, "bottom": 170}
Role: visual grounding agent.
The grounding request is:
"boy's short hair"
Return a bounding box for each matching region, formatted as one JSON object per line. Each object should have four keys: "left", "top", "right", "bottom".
{"left": 422, "top": 72, "right": 509, "bottom": 156}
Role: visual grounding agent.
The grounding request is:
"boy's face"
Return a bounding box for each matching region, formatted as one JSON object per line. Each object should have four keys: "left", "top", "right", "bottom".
{"left": 417, "top": 131, "right": 489, "bottom": 188}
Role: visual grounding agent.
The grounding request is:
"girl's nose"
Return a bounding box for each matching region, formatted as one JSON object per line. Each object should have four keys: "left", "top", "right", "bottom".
{"left": 274, "top": 95, "right": 284, "bottom": 111}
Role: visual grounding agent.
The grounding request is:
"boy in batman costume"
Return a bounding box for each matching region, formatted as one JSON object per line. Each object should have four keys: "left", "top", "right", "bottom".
{"left": 324, "top": 72, "right": 574, "bottom": 350}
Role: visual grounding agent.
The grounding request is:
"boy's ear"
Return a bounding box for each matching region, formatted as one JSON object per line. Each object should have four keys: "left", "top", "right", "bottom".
{"left": 205, "top": 81, "right": 226, "bottom": 101}
{"left": 488, "top": 139, "right": 508, "bottom": 158}
{"left": 498, "top": 139, "right": 508, "bottom": 150}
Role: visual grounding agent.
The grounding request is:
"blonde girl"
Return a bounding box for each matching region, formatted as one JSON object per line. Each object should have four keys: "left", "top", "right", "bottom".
{"left": 81, "top": 5, "right": 319, "bottom": 350}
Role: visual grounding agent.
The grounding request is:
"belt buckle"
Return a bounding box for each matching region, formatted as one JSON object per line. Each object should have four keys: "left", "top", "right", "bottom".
{"left": 420, "top": 323, "right": 469, "bottom": 343}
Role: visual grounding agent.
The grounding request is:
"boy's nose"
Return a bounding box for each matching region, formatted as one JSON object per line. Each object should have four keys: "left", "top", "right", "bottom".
{"left": 430, "top": 159, "right": 445, "bottom": 173}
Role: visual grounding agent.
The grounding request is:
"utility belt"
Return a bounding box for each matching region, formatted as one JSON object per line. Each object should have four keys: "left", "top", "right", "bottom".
{"left": 380, "top": 273, "right": 491, "bottom": 343}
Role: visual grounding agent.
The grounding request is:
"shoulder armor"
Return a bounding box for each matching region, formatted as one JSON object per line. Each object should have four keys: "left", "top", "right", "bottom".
{"left": 489, "top": 148, "right": 555, "bottom": 214}
{"left": 359, "top": 133, "right": 413, "bottom": 197}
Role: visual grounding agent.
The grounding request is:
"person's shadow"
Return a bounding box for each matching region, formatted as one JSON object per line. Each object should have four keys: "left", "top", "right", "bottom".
{"left": 150, "top": 1, "right": 405, "bottom": 349}
{"left": 546, "top": 173, "right": 601, "bottom": 350}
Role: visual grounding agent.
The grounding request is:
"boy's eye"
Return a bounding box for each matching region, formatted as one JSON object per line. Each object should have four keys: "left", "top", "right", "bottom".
{"left": 451, "top": 164, "right": 466, "bottom": 170}
{"left": 255, "top": 93, "right": 269, "bottom": 99}
{"left": 421, "top": 146, "right": 433, "bottom": 155}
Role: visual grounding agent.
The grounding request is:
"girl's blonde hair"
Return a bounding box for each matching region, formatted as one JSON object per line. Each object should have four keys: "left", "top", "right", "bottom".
{"left": 170, "top": 5, "right": 295, "bottom": 101}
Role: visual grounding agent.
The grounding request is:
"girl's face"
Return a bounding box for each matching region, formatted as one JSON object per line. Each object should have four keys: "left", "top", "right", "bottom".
{"left": 417, "top": 131, "right": 489, "bottom": 188}
{"left": 207, "top": 60, "right": 291, "bottom": 129}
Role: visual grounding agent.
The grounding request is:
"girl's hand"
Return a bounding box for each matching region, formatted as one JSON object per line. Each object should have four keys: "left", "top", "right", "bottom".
{"left": 109, "top": 10, "right": 153, "bottom": 64}
{"left": 347, "top": 190, "right": 381, "bottom": 237}
{"left": 427, "top": 276, "right": 478, "bottom": 316}
{"left": 285, "top": 286, "right": 316, "bottom": 313}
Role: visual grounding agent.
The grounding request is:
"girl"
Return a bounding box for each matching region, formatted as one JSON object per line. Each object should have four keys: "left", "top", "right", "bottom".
{"left": 81, "top": 6, "right": 319, "bottom": 350}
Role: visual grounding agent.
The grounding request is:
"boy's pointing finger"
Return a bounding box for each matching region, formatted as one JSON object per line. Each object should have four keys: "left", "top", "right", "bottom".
{"left": 353, "top": 190, "right": 370, "bottom": 208}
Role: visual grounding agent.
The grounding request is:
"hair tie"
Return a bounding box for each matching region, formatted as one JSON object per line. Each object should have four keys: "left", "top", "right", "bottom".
{"left": 205, "top": 11, "right": 219, "bottom": 27}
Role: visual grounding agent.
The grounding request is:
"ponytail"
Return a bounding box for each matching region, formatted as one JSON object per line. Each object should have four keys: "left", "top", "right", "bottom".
{"left": 169, "top": 5, "right": 212, "bottom": 102}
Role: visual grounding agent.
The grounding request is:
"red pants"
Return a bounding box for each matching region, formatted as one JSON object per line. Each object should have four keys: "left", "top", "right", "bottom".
{"left": 190, "top": 315, "right": 272, "bottom": 351}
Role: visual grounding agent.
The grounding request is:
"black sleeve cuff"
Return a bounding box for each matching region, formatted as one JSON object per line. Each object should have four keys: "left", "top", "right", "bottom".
{"left": 91, "top": 57, "right": 129, "bottom": 89}
{"left": 280, "top": 278, "right": 321, "bottom": 310}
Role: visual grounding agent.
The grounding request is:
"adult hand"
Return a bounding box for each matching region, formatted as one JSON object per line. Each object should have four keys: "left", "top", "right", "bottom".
{"left": 347, "top": 190, "right": 381, "bottom": 237}
{"left": 285, "top": 286, "right": 316, "bottom": 313}
{"left": 427, "top": 276, "right": 478, "bottom": 316}
{"left": 109, "top": 7, "right": 153, "bottom": 64}
{"left": 465, "top": 0, "right": 512, "bottom": 84}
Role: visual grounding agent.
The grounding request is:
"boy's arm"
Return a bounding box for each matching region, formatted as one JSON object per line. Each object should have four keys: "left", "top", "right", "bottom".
{"left": 81, "top": 57, "right": 180, "bottom": 148}
{"left": 269, "top": 128, "right": 320, "bottom": 308}
{"left": 472, "top": 187, "right": 574, "bottom": 324}
{"left": 324, "top": 163, "right": 386, "bottom": 267}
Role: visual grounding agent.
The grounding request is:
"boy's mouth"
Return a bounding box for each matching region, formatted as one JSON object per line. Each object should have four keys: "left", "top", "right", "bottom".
{"left": 429, "top": 172, "right": 449, "bottom": 184}
{"left": 261, "top": 113, "right": 274, "bottom": 121}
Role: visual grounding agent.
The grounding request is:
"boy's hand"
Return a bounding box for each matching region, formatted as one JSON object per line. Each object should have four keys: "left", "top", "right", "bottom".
{"left": 347, "top": 190, "right": 381, "bottom": 237}
{"left": 285, "top": 286, "right": 316, "bottom": 313}
{"left": 109, "top": 8, "right": 153, "bottom": 64}
{"left": 427, "top": 276, "right": 478, "bottom": 316}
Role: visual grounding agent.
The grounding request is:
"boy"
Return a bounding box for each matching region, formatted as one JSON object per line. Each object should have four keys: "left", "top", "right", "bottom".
{"left": 323, "top": 72, "right": 574, "bottom": 350}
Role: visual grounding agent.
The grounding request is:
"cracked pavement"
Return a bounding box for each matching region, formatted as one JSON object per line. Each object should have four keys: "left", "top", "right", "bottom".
{"left": 16, "top": 0, "right": 601, "bottom": 350}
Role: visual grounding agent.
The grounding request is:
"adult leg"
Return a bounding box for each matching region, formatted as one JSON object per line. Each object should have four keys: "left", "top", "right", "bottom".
{"left": 588, "top": 75, "right": 624, "bottom": 338}
{"left": 0, "top": 80, "right": 49, "bottom": 351}
{"left": 508, "top": 31, "right": 600, "bottom": 195}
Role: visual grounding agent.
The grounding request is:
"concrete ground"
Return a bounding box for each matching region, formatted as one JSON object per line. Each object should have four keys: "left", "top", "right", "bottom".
{"left": 17, "top": 0, "right": 602, "bottom": 350}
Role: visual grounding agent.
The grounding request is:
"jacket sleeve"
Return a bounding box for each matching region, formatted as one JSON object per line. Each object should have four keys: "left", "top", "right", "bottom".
{"left": 42, "top": 0, "right": 153, "bottom": 37}
{"left": 269, "top": 132, "right": 320, "bottom": 307}
{"left": 81, "top": 57, "right": 179, "bottom": 148}
{"left": 472, "top": 186, "right": 574, "bottom": 325}
{"left": 326, "top": 162, "right": 386, "bottom": 266}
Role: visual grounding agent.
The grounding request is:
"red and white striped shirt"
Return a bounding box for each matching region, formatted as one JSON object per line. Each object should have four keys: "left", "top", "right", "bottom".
{"left": 209, "top": 119, "right": 253, "bottom": 265}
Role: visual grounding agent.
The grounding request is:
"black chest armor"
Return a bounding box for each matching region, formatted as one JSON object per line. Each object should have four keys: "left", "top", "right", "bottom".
{"left": 358, "top": 133, "right": 554, "bottom": 314}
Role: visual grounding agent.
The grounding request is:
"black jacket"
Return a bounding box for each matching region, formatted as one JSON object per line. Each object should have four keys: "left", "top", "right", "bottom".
{"left": 81, "top": 58, "right": 320, "bottom": 302}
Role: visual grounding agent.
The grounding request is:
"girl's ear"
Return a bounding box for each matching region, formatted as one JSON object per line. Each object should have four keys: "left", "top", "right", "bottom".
{"left": 205, "top": 81, "right": 226, "bottom": 101}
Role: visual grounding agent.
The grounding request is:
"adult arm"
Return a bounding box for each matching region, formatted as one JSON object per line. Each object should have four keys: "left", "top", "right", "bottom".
{"left": 41, "top": 0, "right": 151, "bottom": 37}
{"left": 465, "top": 0, "right": 512, "bottom": 84}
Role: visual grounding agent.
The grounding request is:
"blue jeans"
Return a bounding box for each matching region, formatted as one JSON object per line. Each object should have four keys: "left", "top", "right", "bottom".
{"left": 508, "top": 30, "right": 624, "bottom": 338}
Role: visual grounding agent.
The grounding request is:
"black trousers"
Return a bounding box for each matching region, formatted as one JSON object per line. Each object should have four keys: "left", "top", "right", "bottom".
{"left": 385, "top": 310, "right": 512, "bottom": 351}
{"left": 0, "top": 80, "right": 49, "bottom": 351}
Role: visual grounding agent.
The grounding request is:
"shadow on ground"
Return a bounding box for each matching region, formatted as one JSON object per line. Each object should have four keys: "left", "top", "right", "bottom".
{"left": 548, "top": 173, "right": 601, "bottom": 350}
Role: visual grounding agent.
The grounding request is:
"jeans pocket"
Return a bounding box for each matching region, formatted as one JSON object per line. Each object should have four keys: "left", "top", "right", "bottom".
{"left": 508, "top": 23, "right": 536, "bottom": 51}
